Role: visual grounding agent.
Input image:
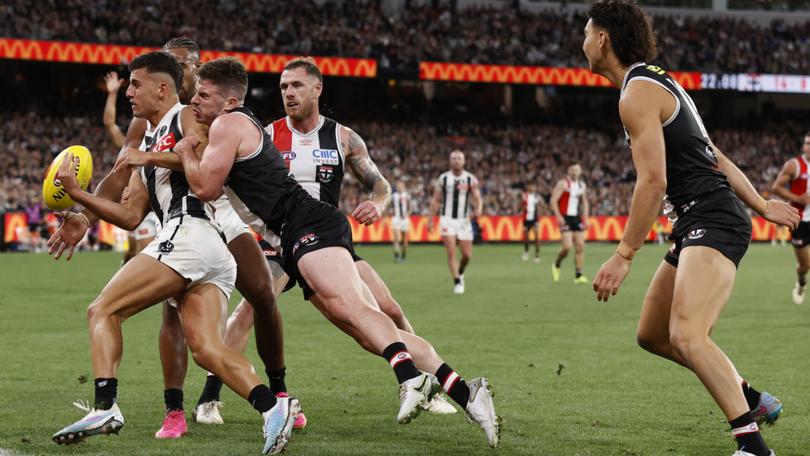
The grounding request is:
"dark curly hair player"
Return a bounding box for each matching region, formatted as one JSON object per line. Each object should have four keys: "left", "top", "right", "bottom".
{"left": 583, "top": 1, "right": 797, "bottom": 455}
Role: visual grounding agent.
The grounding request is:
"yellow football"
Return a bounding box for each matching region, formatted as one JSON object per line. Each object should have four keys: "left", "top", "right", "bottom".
{"left": 42, "top": 145, "right": 94, "bottom": 210}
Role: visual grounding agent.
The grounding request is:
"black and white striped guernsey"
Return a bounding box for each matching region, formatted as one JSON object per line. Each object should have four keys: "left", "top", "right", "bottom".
{"left": 437, "top": 170, "right": 477, "bottom": 219}
{"left": 621, "top": 63, "right": 731, "bottom": 215}
{"left": 222, "top": 106, "right": 311, "bottom": 240}
{"left": 140, "top": 102, "right": 211, "bottom": 224}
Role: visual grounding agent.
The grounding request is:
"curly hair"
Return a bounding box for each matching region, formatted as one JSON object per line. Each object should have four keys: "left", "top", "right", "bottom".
{"left": 587, "top": 0, "right": 657, "bottom": 67}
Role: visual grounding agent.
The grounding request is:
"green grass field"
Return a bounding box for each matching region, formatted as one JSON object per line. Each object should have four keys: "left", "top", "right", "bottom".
{"left": 0, "top": 243, "right": 807, "bottom": 456}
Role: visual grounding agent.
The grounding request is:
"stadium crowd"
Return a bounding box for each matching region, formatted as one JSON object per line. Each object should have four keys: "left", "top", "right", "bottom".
{"left": 2, "top": 0, "right": 809, "bottom": 74}
{"left": 1, "top": 111, "right": 803, "bottom": 223}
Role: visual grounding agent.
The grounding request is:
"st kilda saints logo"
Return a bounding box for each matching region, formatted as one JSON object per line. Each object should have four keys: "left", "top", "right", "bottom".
{"left": 317, "top": 165, "right": 334, "bottom": 183}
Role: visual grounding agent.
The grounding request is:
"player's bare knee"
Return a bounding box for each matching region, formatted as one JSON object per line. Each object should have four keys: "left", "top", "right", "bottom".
{"left": 668, "top": 328, "right": 704, "bottom": 359}
{"left": 380, "top": 298, "right": 405, "bottom": 323}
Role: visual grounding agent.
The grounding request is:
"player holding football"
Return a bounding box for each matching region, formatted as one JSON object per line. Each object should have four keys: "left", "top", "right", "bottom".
{"left": 50, "top": 51, "right": 296, "bottom": 455}
{"left": 770, "top": 132, "right": 810, "bottom": 304}
{"left": 550, "top": 163, "right": 590, "bottom": 284}
{"left": 175, "top": 57, "right": 500, "bottom": 448}
{"left": 49, "top": 38, "right": 299, "bottom": 438}
{"left": 585, "top": 2, "right": 796, "bottom": 455}
{"left": 427, "top": 151, "right": 482, "bottom": 294}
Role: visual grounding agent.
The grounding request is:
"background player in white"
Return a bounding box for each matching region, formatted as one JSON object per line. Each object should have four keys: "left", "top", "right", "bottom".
{"left": 192, "top": 57, "right": 456, "bottom": 419}
{"left": 49, "top": 51, "right": 295, "bottom": 455}
{"left": 392, "top": 179, "right": 411, "bottom": 262}
{"left": 520, "top": 182, "right": 542, "bottom": 262}
{"left": 550, "top": 163, "right": 590, "bottom": 284}
{"left": 770, "top": 132, "right": 810, "bottom": 304}
{"left": 427, "top": 151, "right": 482, "bottom": 294}
{"left": 584, "top": 2, "right": 797, "bottom": 455}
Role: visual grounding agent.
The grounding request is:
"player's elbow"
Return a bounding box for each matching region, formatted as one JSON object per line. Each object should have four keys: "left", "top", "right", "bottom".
{"left": 195, "top": 185, "right": 222, "bottom": 202}
{"left": 637, "top": 173, "right": 667, "bottom": 196}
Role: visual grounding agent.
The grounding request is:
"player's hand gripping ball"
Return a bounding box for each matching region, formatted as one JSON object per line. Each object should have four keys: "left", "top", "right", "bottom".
{"left": 42, "top": 145, "right": 93, "bottom": 210}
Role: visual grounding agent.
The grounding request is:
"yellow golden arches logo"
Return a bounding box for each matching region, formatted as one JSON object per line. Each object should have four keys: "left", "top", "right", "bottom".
{"left": 3, "top": 212, "right": 27, "bottom": 243}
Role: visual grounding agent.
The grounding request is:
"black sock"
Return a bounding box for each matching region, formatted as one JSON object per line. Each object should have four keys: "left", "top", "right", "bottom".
{"left": 555, "top": 258, "right": 562, "bottom": 268}
{"left": 524, "top": 241, "right": 529, "bottom": 252}
{"left": 94, "top": 378, "right": 118, "bottom": 410}
{"left": 266, "top": 367, "right": 287, "bottom": 395}
{"left": 164, "top": 388, "right": 183, "bottom": 411}
{"left": 435, "top": 363, "right": 470, "bottom": 407}
{"left": 454, "top": 277, "right": 461, "bottom": 285}
{"left": 575, "top": 268, "right": 582, "bottom": 278}
{"left": 248, "top": 385, "right": 277, "bottom": 414}
{"left": 382, "top": 342, "right": 420, "bottom": 384}
{"left": 197, "top": 374, "right": 223, "bottom": 405}
{"left": 730, "top": 412, "right": 769, "bottom": 456}
{"left": 401, "top": 251, "right": 406, "bottom": 260}
{"left": 799, "top": 273, "right": 807, "bottom": 287}
{"left": 742, "top": 381, "right": 762, "bottom": 411}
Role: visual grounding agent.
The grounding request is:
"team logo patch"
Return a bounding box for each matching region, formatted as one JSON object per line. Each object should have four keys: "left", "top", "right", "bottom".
{"left": 158, "top": 125, "right": 168, "bottom": 137}
{"left": 154, "top": 132, "right": 176, "bottom": 152}
{"left": 158, "top": 240, "right": 175, "bottom": 254}
{"left": 317, "top": 165, "right": 335, "bottom": 183}
{"left": 687, "top": 228, "right": 706, "bottom": 240}
{"left": 312, "top": 149, "right": 340, "bottom": 165}
{"left": 292, "top": 232, "right": 319, "bottom": 254}
{"left": 299, "top": 137, "right": 312, "bottom": 145}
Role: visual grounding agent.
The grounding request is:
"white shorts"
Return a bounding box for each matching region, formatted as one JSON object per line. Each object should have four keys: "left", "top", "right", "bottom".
{"left": 392, "top": 216, "right": 410, "bottom": 233}
{"left": 212, "top": 195, "right": 251, "bottom": 244}
{"left": 440, "top": 217, "right": 473, "bottom": 241}
{"left": 130, "top": 212, "right": 160, "bottom": 240}
{"left": 141, "top": 216, "right": 236, "bottom": 301}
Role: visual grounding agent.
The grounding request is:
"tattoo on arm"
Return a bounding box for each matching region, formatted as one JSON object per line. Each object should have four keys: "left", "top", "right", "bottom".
{"left": 345, "top": 129, "right": 391, "bottom": 206}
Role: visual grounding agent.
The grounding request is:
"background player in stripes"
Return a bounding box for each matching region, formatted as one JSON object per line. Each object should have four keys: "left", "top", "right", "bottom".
{"left": 550, "top": 163, "right": 590, "bottom": 284}
{"left": 427, "top": 151, "right": 482, "bottom": 294}
{"left": 175, "top": 57, "right": 500, "bottom": 447}
{"left": 520, "top": 182, "right": 542, "bottom": 262}
{"left": 192, "top": 57, "right": 456, "bottom": 418}
{"left": 48, "top": 38, "right": 297, "bottom": 439}
{"left": 49, "top": 51, "right": 295, "bottom": 455}
{"left": 392, "top": 179, "right": 411, "bottom": 262}
{"left": 584, "top": 2, "right": 798, "bottom": 455}
{"left": 770, "top": 131, "right": 810, "bottom": 304}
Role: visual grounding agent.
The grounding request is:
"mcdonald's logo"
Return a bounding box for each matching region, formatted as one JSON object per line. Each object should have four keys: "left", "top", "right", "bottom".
{"left": 3, "top": 212, "right": 27, "bottom": 243}
{"left": 0, "top": 39, "right": 377, "bottom": 77}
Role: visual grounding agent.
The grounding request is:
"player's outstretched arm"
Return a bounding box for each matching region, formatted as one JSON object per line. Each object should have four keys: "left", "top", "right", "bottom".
{"left": 593, "top": 81, "right": 667, "bottom": 302}
{"left": 103, "top": 71, "right": 126, "bottom": 150}
{"left": 48, "top": 117, "right": 148, "bottom": 260}
{"left": 713, "top": 145, "right": 799, "bottom": 229}
{"left": 342, "top": 126, "right": 391, "bottom": 225}
{"left": 175, "top": 113, "right": 239, "bottom": 201}
{"left": 56, "top": 153, "right": 150, "bottom": 231}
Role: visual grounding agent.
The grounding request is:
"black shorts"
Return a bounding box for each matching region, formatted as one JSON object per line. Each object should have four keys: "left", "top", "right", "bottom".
{"left": 664, "top": 191, "right": 751, "bottom": 268}
{"left": 261, "top": 236, "right": 362, "bottom": 294}
{"left": 523, "top": 219, "right": 537, "bottom": 230}
{"left": 281, "top": 199, "right": 356, "bottom": 300}
{"left": 791, "top": 221, "right": 810, "bottom": 248}
{"left": 560, "top": 215, "right": 584, "bottom": 232}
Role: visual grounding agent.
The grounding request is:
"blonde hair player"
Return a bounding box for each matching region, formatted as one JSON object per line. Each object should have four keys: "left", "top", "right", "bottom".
{"left": 550, "top": 163, "right": 590, "bottom": 284}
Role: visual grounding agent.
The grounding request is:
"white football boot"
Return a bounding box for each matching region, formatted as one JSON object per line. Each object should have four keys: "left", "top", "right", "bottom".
{"left": 262, "top": 397, "right": 299, "bottom": 455}
{"left": 464, "top": 378, "right": 501, "bottom": 448}
{"left": 193, "top": 401, "right": 224, "bottom": 424}
{"left": 397, "top": 373, "right": 436, "bottom": 424}
{"left": 792, "top": 282, "right": 805, "bottom": 304}
{"left": 422, "top": 393, "right": 458, "bottom": 414}
{"left": 53, "top": 400, "right": 124, "bottom": 444}
{"left": 732, "top": 451, "right": 775, "bottom": 456}
{"left": 521, "top": 252, "right": 529, "bottom": 261}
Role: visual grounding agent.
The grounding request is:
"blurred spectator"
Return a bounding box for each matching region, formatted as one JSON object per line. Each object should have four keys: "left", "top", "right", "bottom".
{"left": 1, "top": 0, "right": 808, "bottom": 74}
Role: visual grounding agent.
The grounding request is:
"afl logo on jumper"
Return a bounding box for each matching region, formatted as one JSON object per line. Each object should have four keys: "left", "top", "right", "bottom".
{"left": 687, "top": 228, "right": 706, "bottom": 240}
{"left": 280, "top": 151, "right": 296, "bottom": 168}
{"left": 158, "top": 240, "right": 175, "bottom": 254}
{"left": 317, "top": 165, "right": 335, "bottom": 183}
